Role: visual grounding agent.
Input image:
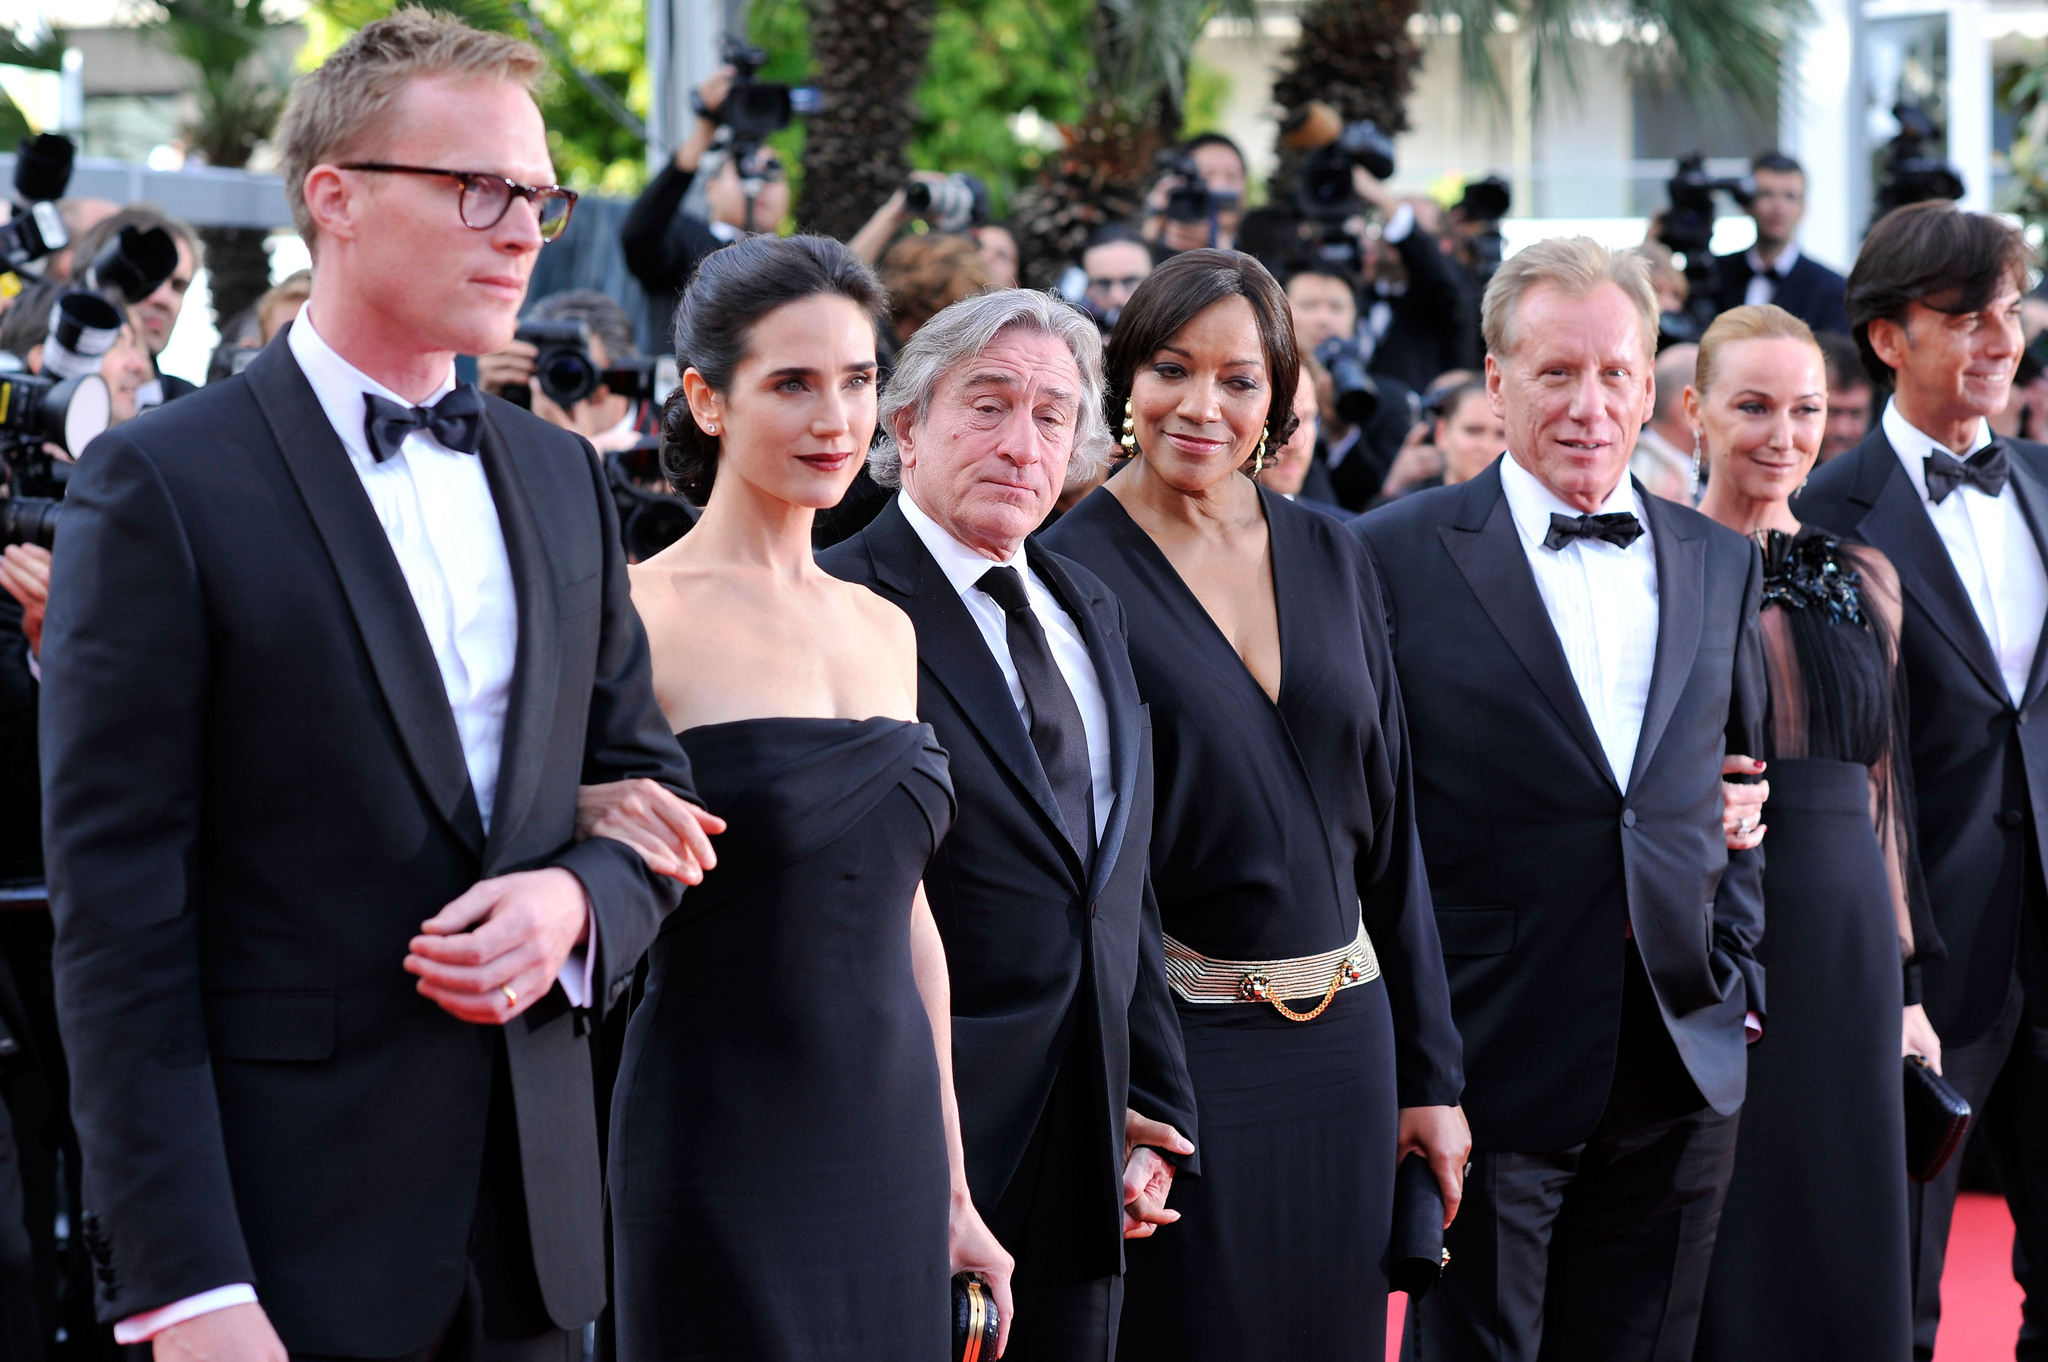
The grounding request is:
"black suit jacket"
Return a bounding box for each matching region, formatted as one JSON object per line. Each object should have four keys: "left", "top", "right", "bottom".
{"left": 820, "top": 500, "right": 1198, "bottom": 1278}
{"left": 1354, "top": 462, "right": 1767, "bottom": 1151}
{"left": 39, "top": 339, "right": 694, "bottom": 1351}
{"left": 1371, "top": 223, "right": 1478, "bottom": 394}
{"left": 1796, "top": 431, "right": 2048, "bottom": 1044}
{"left": 1712, "top": 249, "right": 1850, "bottom": 336}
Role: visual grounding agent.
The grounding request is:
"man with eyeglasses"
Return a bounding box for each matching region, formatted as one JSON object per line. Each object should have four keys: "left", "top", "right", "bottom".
{"left": 37, "top": 14, "right": 712, "bottom": 1361}
{"left": 1076, "top": 225, "right": 1153, "bottom": 336}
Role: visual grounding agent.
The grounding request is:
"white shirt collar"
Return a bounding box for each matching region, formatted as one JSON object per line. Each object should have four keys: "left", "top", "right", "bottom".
{"left": 1748, "top": 241, "right": 1801, "bottom": 279}
{"left": 897, "top": 489, "right": 1025, "bottom": 597}
{"left": 1882, "top": 397, "right": 1996, "bottom": 505}
{"left": 1498, "top": 449, "right": 1647, "bottom": 552}
{"left": 287, "top": 311, "right": 458, "bottom": 467}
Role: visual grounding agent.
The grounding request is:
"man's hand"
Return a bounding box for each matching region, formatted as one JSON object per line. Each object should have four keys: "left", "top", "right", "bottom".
{"left": 151, "top": 1303, "right": 287, "bottom": 1362}
{"left": 475, "top": 340, "right": 537, "bottom": 400}
{"left": 576, "top": 779, "right": 724, "bottom": 885}
{"left": 1378, "top": 422, "right": 1445, "bottom": 498}
{"left": 1123, "top": 1109, "right": 1194, "bottom": 1239}
{"left": 1721, "top": 755, "right": 1768, "bottom": 851}
{"left": 1351, "top": 164, "right": 1400, "bottom": 219}
{"left": 403, "top": 868, "right": 590, "bottom": 1023}
{"left": 1398, "top": 1104, "right": 1472, "bottom": 1228}
{"left": 0, "top": 543, "right": 51, "bottom": 654}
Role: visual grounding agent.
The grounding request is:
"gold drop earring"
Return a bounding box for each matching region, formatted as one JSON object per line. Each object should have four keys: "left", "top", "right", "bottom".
{"left": 1121, "top": 397, "right": 1138, "bottom": 457}
{"left": 1251, "top": 433, "right": 1268, "bottom": 479}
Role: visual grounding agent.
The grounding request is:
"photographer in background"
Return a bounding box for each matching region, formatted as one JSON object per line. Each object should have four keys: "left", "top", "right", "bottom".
{"left": 973, "top": 220, "right": 1021, "bottom": 289}
{"left": 620, "top": 65, "right": 788, "bottom": 345}
{"left": 1076, "top": 224, "right": 1152, "bottom": 334}
{"left": 1344, "top": 166, "right": 1477, "bottom": 392}
{"left": 65, "top": 204, "right": 200, "bottom": 408}
{"left": 1711, "top": 152, "right": 1848, "bottom": 335}
{"left": 477, "top": 289, "right": 655, "bottom": 451}
{"left": 1142, "top": 132, "right": 1247, "bottom": 254}
{"left": 1816, "top": 328, "right": 1874, "bottom": 461}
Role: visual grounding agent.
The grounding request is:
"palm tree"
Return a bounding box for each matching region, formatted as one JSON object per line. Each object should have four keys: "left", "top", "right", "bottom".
{"left": 796, "top": 0, "right": 939, "bottom": 241}
{"left": 1010, "top": 0, "right": 1256, "bottom": 287}
{"left": 144, "top": 0, "right": 301, "bottom": 327}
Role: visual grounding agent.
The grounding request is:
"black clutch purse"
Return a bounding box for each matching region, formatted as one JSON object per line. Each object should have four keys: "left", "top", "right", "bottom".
{"left": 952, "top": 1272, "right": 999, "bottom": 1362}
{"left": 1904, "top": 1054, "right": 1972, "bottom": 1183}
{"left": 1390, "top": 1152, "right": 1450, "bottom": 1297}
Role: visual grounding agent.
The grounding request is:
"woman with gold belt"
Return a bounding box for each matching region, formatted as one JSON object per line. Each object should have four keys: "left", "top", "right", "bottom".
{"left": 1041, "top": 249, "right": 1468, "bottom": 1359}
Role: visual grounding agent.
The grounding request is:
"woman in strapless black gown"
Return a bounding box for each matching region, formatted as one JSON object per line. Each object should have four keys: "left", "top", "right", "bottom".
{"left": 582, "top": 235, "right": 1011, "bottom": 1360}
{"left": 1684, "top": 306, "right": 1943, "bottom": 1362}
{"left": 1041, "top": 250, "right": 1466, "bottom": 1360}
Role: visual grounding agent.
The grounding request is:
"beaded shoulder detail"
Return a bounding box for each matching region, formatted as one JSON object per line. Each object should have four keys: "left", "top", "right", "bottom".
{"left": 1757, "top": 528, "right": 1866, "bottom": 626}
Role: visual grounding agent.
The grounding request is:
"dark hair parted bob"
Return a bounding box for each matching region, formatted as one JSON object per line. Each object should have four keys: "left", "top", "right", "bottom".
{"left": 1103, "top": 248, "right": 1301, "bottom": 465}
{"left": 1847, "top": 200, "right": 2034, "bottom": 389}
{"left": 660, "top": 234, "right": 888, "bottom": 501}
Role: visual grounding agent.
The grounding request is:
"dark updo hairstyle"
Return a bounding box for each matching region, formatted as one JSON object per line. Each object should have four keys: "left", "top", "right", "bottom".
{"left": 1102, "top": 248, "right": 1300, "bottom": 468}
{"left": 661, "top": 234, "right": 888, "bottom": 501}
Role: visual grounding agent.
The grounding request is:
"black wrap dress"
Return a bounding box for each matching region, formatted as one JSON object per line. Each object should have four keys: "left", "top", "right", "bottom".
{"left": 1696, "top": 529, "right": 1940, "bottom": 1362}
{"left": 1042, "top": 484, "right": 1462, "bottom": 1361}
{"left": 609, "top": 717, "right": 955, "bottom": 1360}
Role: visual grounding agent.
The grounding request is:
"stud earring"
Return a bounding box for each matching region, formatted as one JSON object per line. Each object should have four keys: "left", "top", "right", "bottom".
{"left": 1120, "top": 397, "right": 1137, "bottom": 456}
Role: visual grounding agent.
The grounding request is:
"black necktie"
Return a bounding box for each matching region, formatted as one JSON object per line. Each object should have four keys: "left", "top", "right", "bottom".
{"left": 977, "top": 565, "right": 1095, "bottom": 861}
{"left": 1544, "top": 510, "right": 1645, "bottom": 552}
{"left": 1924, "top": 444, "right": 2011, "bottom": 504}
{"left": 363, "top": 384, "right": 487, "bottom": 463}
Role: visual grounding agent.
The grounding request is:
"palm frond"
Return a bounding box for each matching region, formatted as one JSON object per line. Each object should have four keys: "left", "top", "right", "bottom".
{"left": 1093, "top": 0, "right": 1259, "bottom": 112}
{"left": 0, "top": 24, "right": 68, "bottom": 71}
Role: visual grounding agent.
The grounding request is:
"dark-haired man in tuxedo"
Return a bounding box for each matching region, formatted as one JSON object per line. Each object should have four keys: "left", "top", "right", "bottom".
{"left": 1711, "top": 152, "right": 1849, "bottom": 336}
{"left": 1356, "top": 235, "right": 1767, "bottom": 1362}
{"left": 822, "top": 288, "right": 1197, "bottom": 1361}
{"left": 1796, "top": 199, "right": 2048, "bottom": 1361}
{"left": 39, "top": 13, "right": 713, "bottom": 1359}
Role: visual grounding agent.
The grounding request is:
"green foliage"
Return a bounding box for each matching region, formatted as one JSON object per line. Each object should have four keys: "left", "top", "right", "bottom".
{"left": 308, "top": 0, "right": 649, "bottom": 191}
{"left": 1999, "top": 55, "right": 2048, "bottom": 240}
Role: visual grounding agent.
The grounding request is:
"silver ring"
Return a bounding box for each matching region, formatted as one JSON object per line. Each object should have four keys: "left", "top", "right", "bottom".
{"left": 1737, "top": 817, "right": 1755, "bottom": 835}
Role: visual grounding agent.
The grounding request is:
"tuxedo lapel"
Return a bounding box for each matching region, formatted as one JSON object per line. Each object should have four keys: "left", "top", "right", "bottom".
{"left": 1627, "top": 490, "right": 1705, "bottom": 791}
{"left": 864, "top": 504, "right": 1083, "bottom": 880}
{"left": 475, "top": 409, "right": 560, "bottom": 870}
{"left": 246, "top": 341, "right": 486, "bottom": 855}
{"left": 1031, "top": 541, "right": 1136, "bottom": 900}
{"left": 1438, "top": 467, "right": 1617, "bottom": 788}
{"left": 1851, "top": 438, "right": 2008, "bottom": 702}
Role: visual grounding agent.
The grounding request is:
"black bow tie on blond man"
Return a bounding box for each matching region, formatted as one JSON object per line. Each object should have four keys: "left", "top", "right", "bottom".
{"left": 363, "top": 384, "right": 486, "bottom": 463}
{"left": 1544, "top": 510, "right": 1644, "bottom": 552}
{"left": 1924, "top": 443, "right": 2010, "bottom": 505}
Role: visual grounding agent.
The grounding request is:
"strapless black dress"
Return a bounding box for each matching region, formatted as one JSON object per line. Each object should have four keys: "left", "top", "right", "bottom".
{"left": 610, "top": 717, "right": 955, "bottom": 1360}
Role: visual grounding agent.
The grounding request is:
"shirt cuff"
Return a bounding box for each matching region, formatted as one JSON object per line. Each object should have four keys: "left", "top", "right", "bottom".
{"left": 25, "top": 651, "right": 37, "bottom": 683}
{"left": 1381, "top": 201, "right": 1415, "bottom": 245}
{"left": 1744, "top": 1010, "right": 1763, "bottom": 1044}
{"left": 557, "top": 904, "right": 596, "bottom": 1009}
{"left": 114, "top": 1283, "right": 258, "bottom": 1343}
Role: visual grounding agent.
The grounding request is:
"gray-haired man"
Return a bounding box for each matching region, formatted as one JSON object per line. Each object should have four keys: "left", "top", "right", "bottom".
{"left": 820, "top": 290, "right": 1198, "bottom": 1360}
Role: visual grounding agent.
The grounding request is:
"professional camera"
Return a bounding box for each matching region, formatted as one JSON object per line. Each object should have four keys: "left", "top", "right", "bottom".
{"left": 1280, "top": 101, "right": 1397, "bottom": 225}
{"left": 904, "top": 173, "right": 990, "bottom": 235}
{"left": 1876, "top": 104, "right": 1965, "bottom": 218}
{"left": 1453, "top": 176, "right": 1510, "bottom": 284}
{"left": 498, "top": 320, "right": 680, "bottom": 413}
{"left": 0, "top": 133, "right": 75, "bottom": 276}
{"left": 1155, "top": 150, "right": 1241, "bottom": 229}
{"left": 0, "top": 288, "right": 130, "bottom": 548}
{"left": 1315, "top": 335, "right": 1380, "bottom": 426}
{"left": 82, "top": 224, "right": 181, "bottom": 307}
{"left": 608, "top": 439, "right": 698, "bottom": 561}
{"left": 698, "top": 35, "right": 819, "bottom": 143}
{"left": 1657, "top": 153, "right": 1752, "bottom": 260}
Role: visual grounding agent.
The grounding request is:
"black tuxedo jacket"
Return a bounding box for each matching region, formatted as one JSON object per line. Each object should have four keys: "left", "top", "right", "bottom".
{"left": 1353, "top": 462, "right": 1768, "bottom": 1151}
{"left": 39, "top": 339, "right": 694, "bottom": 1351}
{"left": 1797, "top": 431, "right": 2048, "bottom": 1044}
{"left": 1712, "top": 249, "right": 1849, "bottom": 336}
{"left": 820, "top": 500, "right": 1198, "bottom": 1278}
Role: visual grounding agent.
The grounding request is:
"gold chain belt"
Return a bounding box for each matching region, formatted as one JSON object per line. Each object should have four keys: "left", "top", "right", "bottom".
{"left": 1161, "top": 919, "right": 1381, "bottom": 1022}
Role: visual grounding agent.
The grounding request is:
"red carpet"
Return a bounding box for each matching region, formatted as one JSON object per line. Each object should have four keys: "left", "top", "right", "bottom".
{"left": 1382, "top": 1191, "right": 2024, "bottom": 1361}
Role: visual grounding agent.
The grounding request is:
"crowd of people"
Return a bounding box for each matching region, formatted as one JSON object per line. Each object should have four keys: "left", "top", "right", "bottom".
{"left": 0, "top": 9, "right": 2046, "bottom": 1362}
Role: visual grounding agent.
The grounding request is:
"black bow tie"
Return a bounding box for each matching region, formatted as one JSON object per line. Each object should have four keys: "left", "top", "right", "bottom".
{"left": 363, "top": 385, "right": 486, "bottom": 463}
{"left": 1544, "top": 510, "right": 1644, "bottom": 552}
{"left": 1924, "top": 443, "right": 2010, "bottom": 504}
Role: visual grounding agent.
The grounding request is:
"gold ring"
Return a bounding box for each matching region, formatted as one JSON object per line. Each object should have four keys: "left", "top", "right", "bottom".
{"left": 501, "top": 984, "right": 518, "bottom": 1007}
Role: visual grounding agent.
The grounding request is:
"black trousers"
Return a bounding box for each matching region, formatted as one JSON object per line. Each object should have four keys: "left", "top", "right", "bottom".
{"left": 989, "top": 1040, "right": 1124, "bottom": 1362}
{"left": 1407, "top": 946, "right": 1742, "bottom": 1362}
{"left": 1911, "top": 977, "right": 2048, "bottom": 1360}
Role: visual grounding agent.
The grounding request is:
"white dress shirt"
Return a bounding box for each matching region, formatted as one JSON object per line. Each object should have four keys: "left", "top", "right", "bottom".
{"left": 1884, "top": 400, "right": 2048, "bottom": 705}
{"left": 1499, "top": 454, "right": 1661, "bottom": 791}
{"left": 119, "top": 318, "right": 593, "bottom": 1343}
{"left": 1743, "top": 242, "right": 1801, "bottom": 308}
{"left": 899, "top": 491, "right": 1114, "bottom": 842}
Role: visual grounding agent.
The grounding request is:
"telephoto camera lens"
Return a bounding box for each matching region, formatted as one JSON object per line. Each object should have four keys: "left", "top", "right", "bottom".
{"left": 0, "top": 369, "right": 112, "bottom": 458}
{"left": 87, "top": 224, "right": 179, "bottom": 305}
{"left": 515, "top": 320, "right": 601, "bottom": 409}
{"left": 0, "top": 495, "right": 61, "bottom": 550}
{"left": 904, "top": 174, "right": 988, "bottom": 235}
{"left": 42, "top": 290, "right": 124, "bottom": 380}
{"left": 1314, "top": 336, "right": 1380, "bottom": 426}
